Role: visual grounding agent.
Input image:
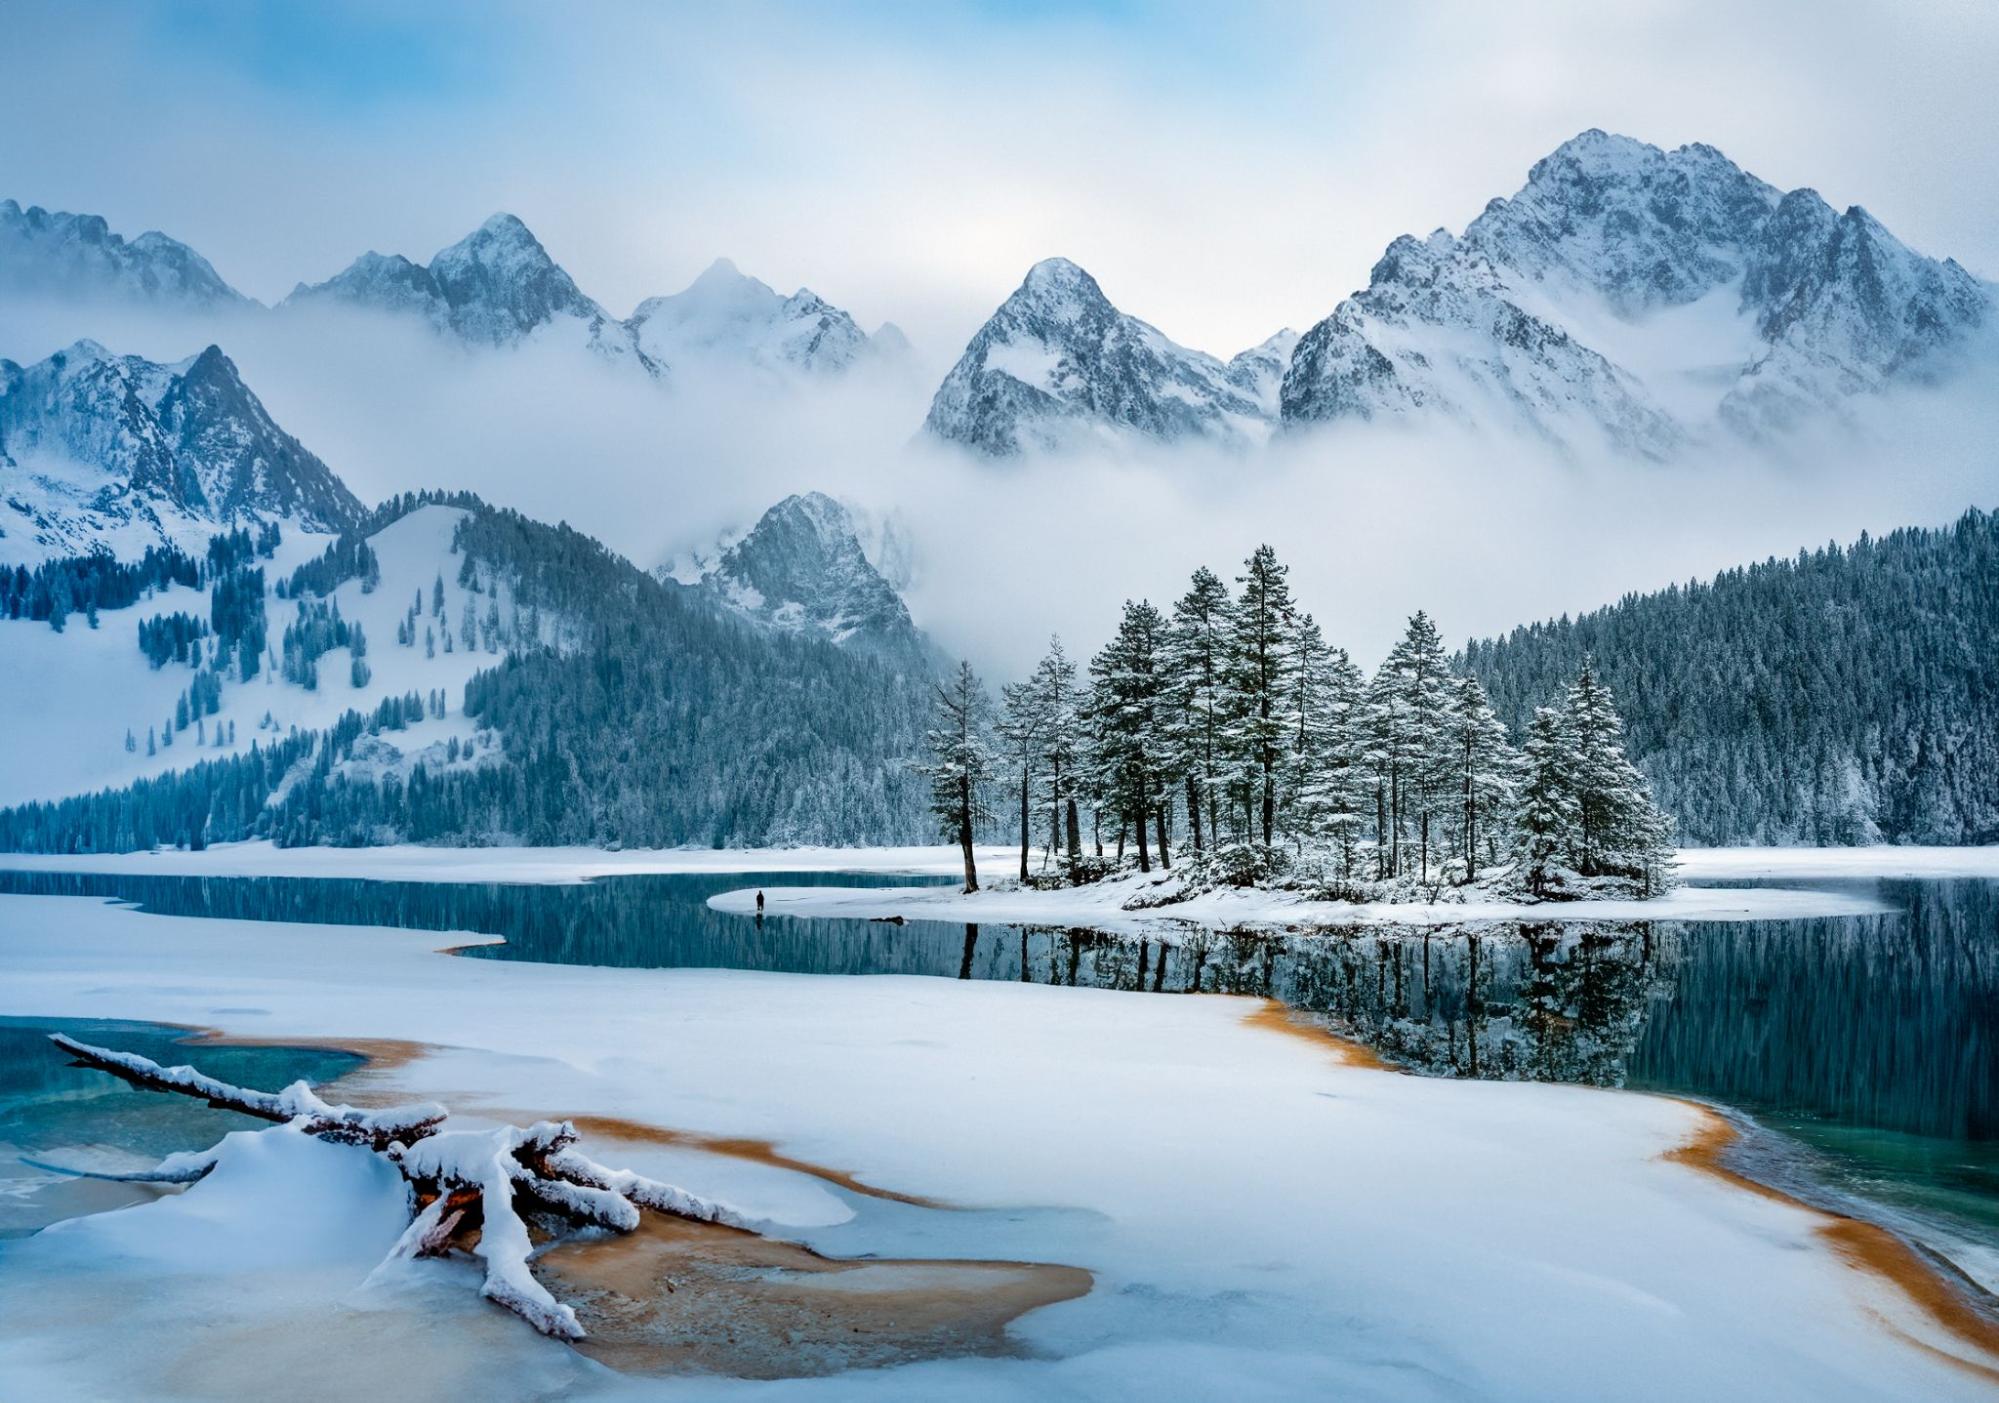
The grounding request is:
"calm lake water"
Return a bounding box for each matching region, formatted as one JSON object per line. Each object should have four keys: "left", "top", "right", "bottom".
{"left": 0, "top": 865, "right": 1992, "bottom": 1276}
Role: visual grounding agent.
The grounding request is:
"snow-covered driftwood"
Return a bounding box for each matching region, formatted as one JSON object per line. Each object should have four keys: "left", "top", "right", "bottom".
{"left": 37, "top": 1034, "right": 755, "bottom": 1340}
{"left": 49, "top": 1032, "right": 446, "bottom": 1150}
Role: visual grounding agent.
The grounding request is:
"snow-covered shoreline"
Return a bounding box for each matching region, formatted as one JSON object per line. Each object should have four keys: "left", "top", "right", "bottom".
{"left": 1, "top": 891, "right": 1994, "bottom": 1398}
{"left": 708, "top": 871, "right": 1898, "bottom": 931}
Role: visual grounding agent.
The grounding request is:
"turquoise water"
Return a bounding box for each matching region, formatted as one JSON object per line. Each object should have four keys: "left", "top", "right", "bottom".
{"left": 0, "top": 1016, "right": 362, "bottom": 1238}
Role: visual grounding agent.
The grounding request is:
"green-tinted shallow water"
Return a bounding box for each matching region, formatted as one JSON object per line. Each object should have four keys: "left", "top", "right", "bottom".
{"left": 0, "top": 1016, "right": 362, "bottom": 1238}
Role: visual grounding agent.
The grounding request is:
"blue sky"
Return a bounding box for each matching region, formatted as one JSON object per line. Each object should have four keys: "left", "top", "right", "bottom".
{"left": 6, "top": 0, "right": 1997, "bottom": 355}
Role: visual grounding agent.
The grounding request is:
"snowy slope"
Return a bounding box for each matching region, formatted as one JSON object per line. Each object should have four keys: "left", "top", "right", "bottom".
{"left": 669, "top": 491, "right": 929, "bottom": 661}
{"left": 924, "top": 258, "right": 1283, "bottom": 454}
{"left": 0, "top": 339, "right": 364, "bottom": 562}
{"left": 628, "top": 258, "right": 890, "bottom": 375}
{"left": 0, "top": 199, "right": 248, "bottom": 308}
{"left": 0, "top": 506, "right": 522, "bottom": 807}
{"left": 1281, "top": 130, "right": 1996, "bottom": 453}
{"left": 283, "top": 215, "right": 660, "bottom": 377}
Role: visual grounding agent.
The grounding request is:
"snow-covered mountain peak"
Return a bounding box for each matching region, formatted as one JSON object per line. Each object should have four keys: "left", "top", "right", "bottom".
{"left": 0, "top": 199, "right": 248, "bottom": 308}
{"left": 1282, "top": 129, "right": 1996, "bottom": 453}
{"left": 671, "top": 491, "right": 926, "bottom": 660}
{"left": 283, "top": 214, "right": 659, "bottom": 375}
{"left": 49, "top": 337, "right": 114, "bottom": 369}
{"left": 627, "top": 259, "right": 877, "bottom": 375}
{"left": 1, "top": 340, "right": 363, "bottom": 561}
{"left": 426, "top": 213, "right": 597, "bottom": 343}
{"left": 925, "top": 257, "right": 1272, "bottom": 455}
{"left": 1464, "top": 132, "right": 1780, "bottom": 316}
{"left": 1014, "top": 257, "right": 1109, "bottom": 321}
{"left": 688, "top": 256, "right": 754, "bottom": 290}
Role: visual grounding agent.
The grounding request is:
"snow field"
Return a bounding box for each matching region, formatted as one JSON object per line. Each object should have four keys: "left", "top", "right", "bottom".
{"left": 0, "top": 505, "right": 512, "bottom": 808}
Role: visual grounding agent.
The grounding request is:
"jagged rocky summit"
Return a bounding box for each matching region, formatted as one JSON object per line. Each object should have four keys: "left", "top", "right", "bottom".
{"left": 0, "top": 339, "right": 362, "bottom": 561}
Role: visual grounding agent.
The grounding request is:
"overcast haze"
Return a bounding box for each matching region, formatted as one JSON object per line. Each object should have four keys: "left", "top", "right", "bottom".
{"left": 6, "top": 0, "right": 1999, "bottom": 360}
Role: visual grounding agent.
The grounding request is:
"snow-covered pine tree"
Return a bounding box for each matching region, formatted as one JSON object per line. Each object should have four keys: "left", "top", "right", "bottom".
{"left": 1028, "top": 637, "right": 1083, "bottom": 870}
{"left": 1279, "top": 612, "right": 1339, "bottom": 851}
{"left": 1159, "top": 566, "right": 1233, "bottom": 854}
{"left": 1314, "top": 645, "right": 1369, "bottom": 879}
{"left": 917, "top": 660, "right": 995, "bottom": 893}
{"left": 1374, "top": 612, "right": 1456, "bottom": 880}
{"left": 1562, "top": 664, "right": 1675, "bottom": 892}
{"left": 1449, "top": 673, "right": 1517, "bottom": 880}
{"left": 1086, "top": 600, "right": 1171, "bottom": 872}
{"left": 1509, "top": 706, "right": 1578, "bottom": 898}
{"left": 1224, "top": 546, "right": 1296, "bottom": 847}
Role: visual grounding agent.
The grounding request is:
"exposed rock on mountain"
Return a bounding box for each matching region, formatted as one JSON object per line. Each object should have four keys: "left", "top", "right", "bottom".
{"left": 0, "top": 199, "right": 248, "bottom": 309}
{"left": 0, "top": 339, "right": 362, "bottom": 560}
{"left": 670, "top": 491, "right": 928, "bottom": 663}
{"left": 1224, "top": 328, "right": 1300, "bottom": 418}
{"left": 924, "top": 258, "right": 1280, "bottom": 455}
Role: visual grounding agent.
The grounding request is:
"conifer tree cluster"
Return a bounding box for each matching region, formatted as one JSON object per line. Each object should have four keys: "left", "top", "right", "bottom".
{"left": 3, "top": 544, "right": 202, "bottom": 631}
{"left": 963, "top": 545, "right": 1674, "bottom": 900}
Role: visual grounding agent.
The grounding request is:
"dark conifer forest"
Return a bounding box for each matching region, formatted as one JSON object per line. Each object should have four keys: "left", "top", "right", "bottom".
{"left": 1463, "top": 509, "right": 1999, "bottom": 845}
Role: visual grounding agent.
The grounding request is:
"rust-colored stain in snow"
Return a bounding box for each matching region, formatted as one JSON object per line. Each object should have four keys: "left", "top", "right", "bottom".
{"left": 1665, "top": 1103, "right": 1999, "bottom": 1385}
{"left": 1243, "top": 998, "right": 1393, "bottom": 1070}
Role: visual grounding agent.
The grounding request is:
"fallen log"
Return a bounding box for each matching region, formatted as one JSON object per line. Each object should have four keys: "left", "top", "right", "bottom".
{"left": 35, "top": 1033, "right": 756, "bottom": 1340}
{"left": 50, "top": 1032, "right": 445, "bottom": 1150}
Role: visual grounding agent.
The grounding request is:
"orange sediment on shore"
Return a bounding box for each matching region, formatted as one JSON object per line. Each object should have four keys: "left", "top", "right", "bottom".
{"left": 1243, "top": 999, "right": 1393, "bottom": 1070}
{"left": 561, "top": 1113, "right": 952, "bottom": 1208}
{"left": 538, "top": 1213, "right": 1091, "bottom": 1378}
{"left": 1666, "top": 1103, "right": 1999, "bottom": 1385}
{"left": 189, "top": 1031, "right": 433, "bottom": 1075}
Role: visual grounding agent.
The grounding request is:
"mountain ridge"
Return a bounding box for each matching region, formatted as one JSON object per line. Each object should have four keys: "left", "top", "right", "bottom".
{"left": 0, "top": 339, "right": 363, "bottom": 561}
{"left": 0, "top": 199, "right": 250, "bottom": 310}
{"left": 1281, "top": 129, "right": 1995, "bottom": 452}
